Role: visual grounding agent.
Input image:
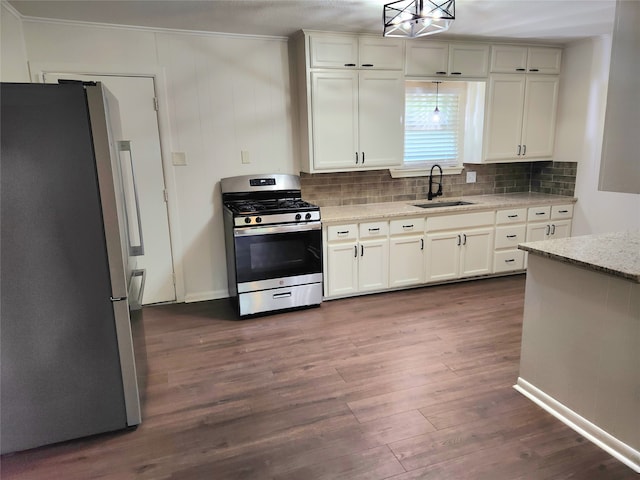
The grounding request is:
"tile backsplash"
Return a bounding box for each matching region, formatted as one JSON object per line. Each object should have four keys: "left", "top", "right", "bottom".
{"left": 301, "top": 161, "right": 576, "bottom": 207}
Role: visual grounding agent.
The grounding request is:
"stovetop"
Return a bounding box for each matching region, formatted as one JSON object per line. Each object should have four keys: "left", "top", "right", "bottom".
{"left": 225, "top": 198, "right": 319, "bottom": 215}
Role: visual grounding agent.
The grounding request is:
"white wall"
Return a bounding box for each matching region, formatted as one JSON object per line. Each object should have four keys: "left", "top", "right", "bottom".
{"left": 0, "top": 2, "right": 29, "bottom": 81}
{"left": 21, "top": 19, "right": 297, "bottom": 302}
{"left": 555, "top": 35, "right": 640, "bottom": 236}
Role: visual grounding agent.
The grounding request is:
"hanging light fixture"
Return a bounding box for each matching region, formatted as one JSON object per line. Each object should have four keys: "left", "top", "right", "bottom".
{"left": 432, "top": 81, "right": 442, "bottom": 123}
{"left": 383, "top": 0, "right": 455, "bottom": 38}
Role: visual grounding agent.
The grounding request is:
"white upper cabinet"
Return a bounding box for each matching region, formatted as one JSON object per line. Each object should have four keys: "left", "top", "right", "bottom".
{"left": 481, "top": 74, "right": 559, "bottom": 162}
{"left": 405, "top": 41, "right": 489, "bottom": 77}
{"left": 309, "top": 33, "right": 404, "bottom": 69}
{"left": 490, "top": 45, "right": 562, "bottom": 74}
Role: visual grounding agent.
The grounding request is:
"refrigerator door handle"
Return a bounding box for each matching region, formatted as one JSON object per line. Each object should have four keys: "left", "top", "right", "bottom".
{"left": 117, "top": 141, "right": 145, "bottom": 257}
{"left": 110, "top": 296, "right": 127, "bottom": 302}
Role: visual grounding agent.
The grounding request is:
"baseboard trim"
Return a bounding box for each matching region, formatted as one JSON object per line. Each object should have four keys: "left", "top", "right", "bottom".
{"left": 514, "top": 377, "right": 640, "bottom": 473}
{"left": 183, "top": 289, "right": 229, "bottom": 303}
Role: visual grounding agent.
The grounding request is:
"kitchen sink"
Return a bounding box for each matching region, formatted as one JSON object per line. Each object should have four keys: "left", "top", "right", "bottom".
{"left": 414, "top": 200, "right": 475, "bottom": 208}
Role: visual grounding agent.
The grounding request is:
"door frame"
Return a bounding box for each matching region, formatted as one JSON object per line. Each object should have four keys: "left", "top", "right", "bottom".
{"left": 29, "top": 61, "right": 185, "bottom": 302}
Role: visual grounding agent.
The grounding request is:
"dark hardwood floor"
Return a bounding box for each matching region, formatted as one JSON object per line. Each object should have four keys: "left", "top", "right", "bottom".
{"left": 1, "top": 275, "right": 636, "bottom": 479}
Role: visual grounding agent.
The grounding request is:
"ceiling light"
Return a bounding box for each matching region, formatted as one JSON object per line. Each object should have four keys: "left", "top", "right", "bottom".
{"left": 384, "top": 0, "right": 455, "bottom": 38}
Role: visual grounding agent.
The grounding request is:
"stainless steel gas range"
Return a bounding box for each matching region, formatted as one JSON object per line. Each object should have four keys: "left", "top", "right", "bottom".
{"left": 221, "top": 174, "right": 322, "bottom": 316}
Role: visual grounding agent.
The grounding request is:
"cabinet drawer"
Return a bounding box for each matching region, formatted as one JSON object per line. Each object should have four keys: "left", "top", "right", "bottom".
{"left": 495, "top": 225, "right": 527, "bottom": 249}
{"left": 551, "top": 204, "right": 573, "bottom": 220}
{"left": 359, "top": 221, "right": 389, "bottom": 238}
{"left": 527, "top": 206, "right": 551, "bottom": 221}
{"left": 494, "top": 249, "right": 525, "bottom": 273}
{"left": 390, "top": 217, "right": 425, "bottom": 235}
{"left": 426, "top": 211, "right": 495, "bottom": 231}
{"left": 496, "top": 208, "right": 527, "bottom": 224}
{"left": 327, "top": 224, "right": 357, "bottom": 242}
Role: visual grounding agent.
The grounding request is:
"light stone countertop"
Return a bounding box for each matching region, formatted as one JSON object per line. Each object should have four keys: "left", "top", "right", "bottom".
{"left": 518, "top": 231, "right": 640, "bottom": 283}
{"left": 320, "top": 192, "right": 577, "bottom": 224}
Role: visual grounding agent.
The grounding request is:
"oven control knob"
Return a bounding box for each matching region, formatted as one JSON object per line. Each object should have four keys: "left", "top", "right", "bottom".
{"left": 295, "top": 213, "right": 302, "bottom": 221}
{"left": 305, "top": 213, "right": 312, "bottom": 220}
{"left": 255, "top": 217, "right": 262, "bottom": 223}
{"left": 244, "top": 217, "right": 251, "bottom": 224}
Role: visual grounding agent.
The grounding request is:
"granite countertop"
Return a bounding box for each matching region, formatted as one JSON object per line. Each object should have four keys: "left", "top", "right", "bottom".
{"left": 320, "top": 192, "right": 576, "bottom": 224}
{"left": 518, "top": 231, "right": 640, "bottom": 283}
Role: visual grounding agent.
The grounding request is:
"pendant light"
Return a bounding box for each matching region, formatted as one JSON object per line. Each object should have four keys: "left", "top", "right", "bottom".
{"left": 432, "top": 81, "right": 442, "bottom": 124}
{"left": 383, "top": 0, "right": 455, "bottom": 38}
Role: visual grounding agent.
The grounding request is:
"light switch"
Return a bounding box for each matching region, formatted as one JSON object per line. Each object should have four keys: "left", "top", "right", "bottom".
{"left": 172, "top": 152, "right": 187, "bottom": 166}
{"left": 241, "top": 150, "right": 251, "bottom": 164}
{"left": 466, "top": 171, "right": 477, "bottom": 183}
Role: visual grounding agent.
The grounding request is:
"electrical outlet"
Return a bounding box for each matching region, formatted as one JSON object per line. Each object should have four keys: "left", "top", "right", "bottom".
{"left": 241, "top": 150, "right": 251, "bottom": 164}
{"left": 466, "top": 171, "right": 477, "bottom": 183}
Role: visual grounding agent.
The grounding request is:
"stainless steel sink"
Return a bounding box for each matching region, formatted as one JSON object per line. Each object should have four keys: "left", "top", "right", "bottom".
{"left": 413, "top": 201, "right": 475, "bottom": 208}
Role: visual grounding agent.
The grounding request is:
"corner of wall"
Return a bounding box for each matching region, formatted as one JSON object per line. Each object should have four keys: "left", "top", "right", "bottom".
{"left": 0, "top": 1, "right": 30, "bottom": 81}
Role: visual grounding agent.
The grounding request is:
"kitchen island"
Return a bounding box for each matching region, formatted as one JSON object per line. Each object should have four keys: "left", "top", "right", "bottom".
{"left": 516, "top": 231, "right": 640, "bottom": 473}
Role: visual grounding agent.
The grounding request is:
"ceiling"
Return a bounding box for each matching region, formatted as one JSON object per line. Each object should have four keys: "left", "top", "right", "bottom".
{"left": 8, "top": 0, "right": 617, "bottom": 44}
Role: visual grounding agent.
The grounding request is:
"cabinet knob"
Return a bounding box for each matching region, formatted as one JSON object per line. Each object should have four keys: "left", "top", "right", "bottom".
{"left": 529, "top": 68, "right": 539, "bottom": 72}
{"left": 436, "top": 71, "right": 447, "bottom": 75}
{"left": 355, "top": 152, "right": 359, "bottom": 164}
{"left": 361, "top": 63, "right": 374, "bottom": 67}
{"left": 517, "top": 145, "right": 522, "bottom": 156}
{"left": 362, "top": 152, "right": 365, "bottom": 164}
{"left": 522, "top": 145, "right": 527, "bottom": 155}
{"left": 516, "top": 68, "right": 526, "bottom": 72}
{"left": 451, "top": 72, "right": 462, "bottom": 75}
{"left": 344, "top": 63, "right": 356, "bottom": 67}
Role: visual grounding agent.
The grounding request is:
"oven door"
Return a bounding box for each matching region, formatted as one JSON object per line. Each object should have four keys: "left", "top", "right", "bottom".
{"left": 233, "top": 221, "right": 322, "bottom": 292}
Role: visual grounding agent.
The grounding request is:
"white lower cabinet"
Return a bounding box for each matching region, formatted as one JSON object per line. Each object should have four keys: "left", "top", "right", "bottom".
{"left": 494, "top": 208, "right": 527, "bottom": 273}
{"left": 325, "top": 222, "right": 388, "bottom": 297}
{"left": 389, "top": 218, "right": 425, "bottom": 288}
{"left": 425, "top": 212, "right": 495, "bottom": 283}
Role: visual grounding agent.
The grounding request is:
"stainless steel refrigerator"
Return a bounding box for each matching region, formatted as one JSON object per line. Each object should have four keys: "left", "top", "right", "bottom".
{"left": 1, "top": 82, "right": 147, "bottom": 454}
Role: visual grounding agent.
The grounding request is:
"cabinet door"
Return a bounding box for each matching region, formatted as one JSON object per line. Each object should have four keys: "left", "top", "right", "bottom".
{"left": 389, "top": 235, "right": 425, "bottom": 287}
{"left": 405, "top": 42, "right": 449, "bottom": 76}
{"left": 460, "top": 227, "right": 494, "bottom": 278}
{"left": 311, "top": 71, "right": 359, "bottom": 170}
{"left": 549, "top": 219, "right": 572, "bottom": 239}
{"left": 449, "top": 43, "right": 490, "bottom": 77}
{"left": 526, "top": 222, "right": 550, "bottom": 242}
{"left": 327, "top": 242, "right": 358, "bottom": 296}
{"left": 358, "top": 238, "right": 389, "bottom": 292}
{"left": 309, "top": 34, "right": 358, "bottom": 68}
{"left": 483, "top": 74, "right": 526, "bottom": 161}
{"left": 358, "top": 37, "right": 404, "bottom": 69}
{"left": 490, "top": 45, "right": 528, "bottom": 73}
{"left": 521, "top": 76, "right": 559, "bottom": 160}
{"left": 358, "top": 71, "right": 404, "bottom": 168}
{"left": 527, "top": 47, "right": 562, "bottom": 74}
{"left": 425, "top": 232, "right": 460, "bottom": 282}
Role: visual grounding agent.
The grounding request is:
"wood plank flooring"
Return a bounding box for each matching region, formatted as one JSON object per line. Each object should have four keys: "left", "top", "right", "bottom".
{"left": 1, "top": 275, "right": 636, "bottom": 479}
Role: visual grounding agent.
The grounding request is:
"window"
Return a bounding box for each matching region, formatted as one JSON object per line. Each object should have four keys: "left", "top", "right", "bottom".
{"left": 392, "top": 80, "right": 485, "bottom": 177}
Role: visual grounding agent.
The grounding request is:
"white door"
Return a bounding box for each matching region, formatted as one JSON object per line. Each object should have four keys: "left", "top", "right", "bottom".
{"left": 44, "top": 73, "right": 175, "bottom": 304}
{"left": 358, "top": 238, "right": 389, "bottom": 292}
{"left": 460, "top": 227, "right": 494, "bottom": 278}
{"left": 521, "top": 75, "right": 559, "bottom": 159}
{"left": 425, "top": 231, "right": 460, "bottom": 282}
{"left": 483, "top": 74, "right": 526, "bottom": 161}
{"left": 327, "top": 242, "right": 358, "bottom": 297}
{"left": 389, "top": 235, "right": 424, "bottom": 287}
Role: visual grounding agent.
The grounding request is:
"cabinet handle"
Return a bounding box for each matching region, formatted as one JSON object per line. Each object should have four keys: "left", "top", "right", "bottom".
{"left": 558, "top": 209, "right": 568, "bottom": 213}
{"left": 457, "top": 234, "right": 461, "bottom": 246}
{"left": 354, "top": 245, "right": 358, "bottom": 257}
{"left": 451, "top": 72, "right": 462, "bottom": 75}
{"left": 522, "top": 145, "right": 527, "bottom": 155}
{"left": 535, "top": 212, "right": 546, "bottom": 216}
{"left": 355, "top": 152, "right": 359, "bottom": 164}
{"left": 506, "top": 235, "right": 517, "bottom": 239}
{"left": 551, "top": 224, "right": 556, "bottom": 235}
{"left": 505, "top": 259, "right": 516, "bottom": 263}
{"left": 516, "top": 68, "right": 526, "bottom": 72}
{"left": 421, "top": 238, "right": 424, "bottom": 250}
{"left": 361, "top": 63, "right": 374, "bottom": 67}
{"left": 529, "top": 68, "right": 539, "bottom": 72}
{"left": 368, "top": 227, "right": 380, "bottom": 232}
{"left": 436, "top": 71, "right": 447, "bottom": 75}
{"left": 545, "top": 225, "right": 551, "bottom": 235}
{"left": 361, "top": 245, "right": 364, "bottom": 256}
{"left": 402, "top": 224, "right": 414, "bottom": 229}
{"left": 517, "top": 145, "right": 522, "bottom": 156}
{"left": 462, "top": 233, "right": 467, "bottom": 245}
{"left": 337, "top": 230, "right": 349, "bottom": 236}
{"left": 507, "top": 214, "right": 519, "bottom": 218}
{"left": 362, "top": 152, "right": 365, "bottom": 164}
{"left": 344, "top": 63, "right": 356, "bottom": 67}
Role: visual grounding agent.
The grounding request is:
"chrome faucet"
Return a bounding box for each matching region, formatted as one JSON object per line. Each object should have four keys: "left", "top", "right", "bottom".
{"left": 428, "top": 164, "right": 443, "bottom": 200}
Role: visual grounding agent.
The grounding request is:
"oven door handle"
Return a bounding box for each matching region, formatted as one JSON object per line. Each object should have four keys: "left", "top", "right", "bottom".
{"left": 234, "top": 221, "right": 321, "bottom": 236}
